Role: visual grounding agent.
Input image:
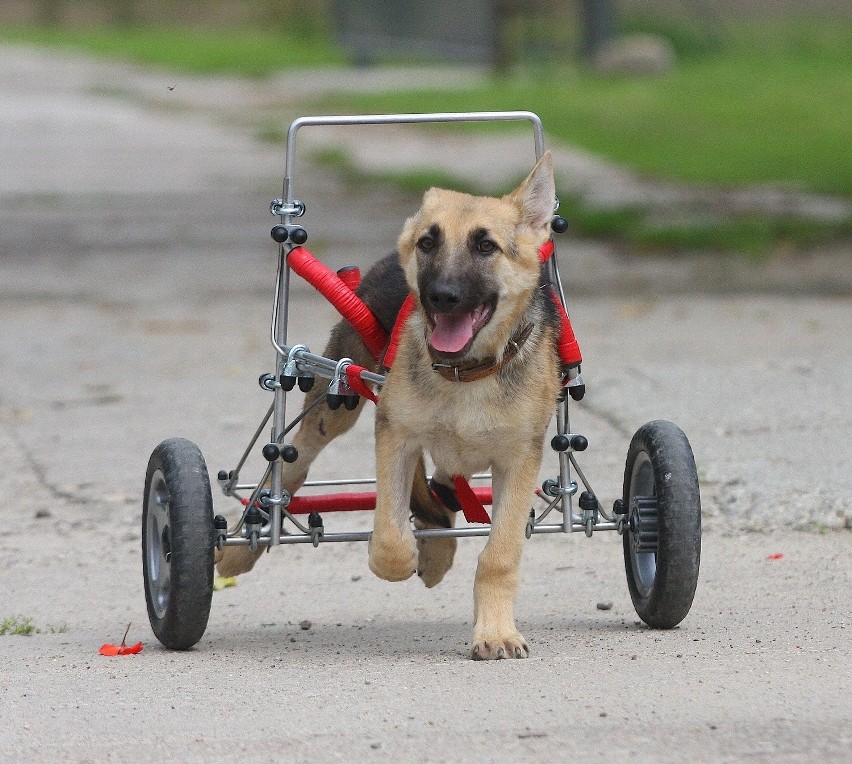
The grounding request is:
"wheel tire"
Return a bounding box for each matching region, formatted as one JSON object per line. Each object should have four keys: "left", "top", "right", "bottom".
{"left": 142, "top": 438, "right": 215, "bottom": 650}
{"left": 622, "top": 420, "right": 701, "bottom": 628}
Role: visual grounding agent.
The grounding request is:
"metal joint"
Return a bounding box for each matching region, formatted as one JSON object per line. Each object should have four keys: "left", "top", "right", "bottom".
{"left": 270, "top": 198, "right": 305, "bottom": 218}
{"left": 282, "top": 344, "right": 310, "bottom": 378}
{"left": 328, "top": 357, "right": 356, "bottom": 396}
{"left": 263, "top": 491, "right": 291, "bottom": 507}
{"left": 542, "top": 478, "right": 578, "bottom": 498}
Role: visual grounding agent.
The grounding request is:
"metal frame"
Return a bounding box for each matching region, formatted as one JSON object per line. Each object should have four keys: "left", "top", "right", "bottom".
{"left": 216, "top": 111, "right": 623, "bottom": 554}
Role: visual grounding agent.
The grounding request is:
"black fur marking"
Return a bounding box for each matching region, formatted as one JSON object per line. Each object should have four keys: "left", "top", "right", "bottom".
{"left": 417, "top": 224, "right": 443, "bottom": 255}
{"left": 468, "top": 227, "right": 496, "bottom": 252}
{"left": 354, "top": 252, "right": 410, "bottom": 332}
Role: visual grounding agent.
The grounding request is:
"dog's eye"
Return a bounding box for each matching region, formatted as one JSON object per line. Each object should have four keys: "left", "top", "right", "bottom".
{"left": 417, "top": 236, "right": 435, "bottom": 253}
{"left": 476, "top": 239, "right": 498, "bottom": 255}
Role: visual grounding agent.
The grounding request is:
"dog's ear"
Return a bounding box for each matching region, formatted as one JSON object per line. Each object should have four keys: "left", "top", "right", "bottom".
{"left": 508, "top": 150, "right": 555, "bottom": 232}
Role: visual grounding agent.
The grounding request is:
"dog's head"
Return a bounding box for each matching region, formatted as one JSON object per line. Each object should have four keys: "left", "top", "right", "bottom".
{"left": 397, "top": 151, "right": 555, "bottom": 361}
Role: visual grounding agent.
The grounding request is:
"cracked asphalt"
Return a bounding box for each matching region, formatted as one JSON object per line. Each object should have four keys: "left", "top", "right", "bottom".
{"left": 0, "top": 45, "right": 849, "bottom": 762}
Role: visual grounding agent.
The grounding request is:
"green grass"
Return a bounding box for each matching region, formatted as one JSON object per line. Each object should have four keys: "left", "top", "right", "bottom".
{"left": 0, "top": 615, "right": 39, "bottom": 635}
{"left": 0, "top": 24, "right": 346, "bottom": 75}
{"left": 310, "top": 147, "right": 850, "bottom": 256}
{"left": 2, "top": 17, "right": 848, "bottom": 252}
{"left": 307, "top": 20, "right": 851, "bottom": 197}
{"left": 2, "top": 19, "right": 848, "bottom": 194}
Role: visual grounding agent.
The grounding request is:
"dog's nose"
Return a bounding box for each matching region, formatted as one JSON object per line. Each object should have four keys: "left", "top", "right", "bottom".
{"left": 426, "top": 282, "right": 462, "bottom": 312}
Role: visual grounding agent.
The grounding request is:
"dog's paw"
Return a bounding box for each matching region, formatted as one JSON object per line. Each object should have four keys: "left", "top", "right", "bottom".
{"left": 416, "top": 535, "right": 457, "bottom": 588}
{"left": 471, "top": 632, "right": 529, "bottom": 661}
{"left": 368, "top": 531, "right": 417, "bottom": 582}
{"left": 215, "top": 545, "right": 264, "bottom": 577}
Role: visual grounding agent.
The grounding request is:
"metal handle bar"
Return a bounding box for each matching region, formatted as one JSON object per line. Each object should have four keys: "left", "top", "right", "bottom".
{"left": 285, "top": 345, "right": 386, "bottom": 386}
{"left": 282, "top": 111, "right": 545, "bottom": 207}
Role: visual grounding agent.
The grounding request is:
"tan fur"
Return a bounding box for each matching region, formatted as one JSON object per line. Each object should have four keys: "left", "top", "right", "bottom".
{"left": 370, "top": 153, "right": 560, "bottom": 659}
{"left": 219, "top": 153, "right": 561, "bottom": 660}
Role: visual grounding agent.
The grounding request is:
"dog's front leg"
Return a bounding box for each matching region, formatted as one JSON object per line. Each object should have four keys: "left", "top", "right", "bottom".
{"left": 471, "top": 450, "right": 541, "bottom": 660}
{"left": 369, "top": 410, "right": 418, "bottom": 581}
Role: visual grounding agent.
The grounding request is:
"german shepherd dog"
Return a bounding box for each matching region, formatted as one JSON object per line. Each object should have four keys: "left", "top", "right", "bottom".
{"left": 218, "top": 152, "right": 562, "bottom": 659}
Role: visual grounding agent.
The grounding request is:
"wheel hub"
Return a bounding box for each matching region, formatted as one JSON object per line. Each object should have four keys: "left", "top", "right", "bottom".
{"left": 629, "top": 495, "right": 659, "bottom": 554}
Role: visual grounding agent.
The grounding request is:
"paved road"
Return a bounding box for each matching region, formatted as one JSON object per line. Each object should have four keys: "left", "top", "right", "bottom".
{"left": 0, "top": 45, "right": 849, "bottom": 762}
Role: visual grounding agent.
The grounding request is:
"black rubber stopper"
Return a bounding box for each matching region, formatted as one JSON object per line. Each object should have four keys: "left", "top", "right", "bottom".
{"left": 551, "top": 216, "right": 569, "bottom": 233}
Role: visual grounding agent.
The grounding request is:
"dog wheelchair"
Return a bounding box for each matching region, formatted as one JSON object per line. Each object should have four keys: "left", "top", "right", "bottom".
{"left": 142, "top": 112, "right": 701, "bottom": 650}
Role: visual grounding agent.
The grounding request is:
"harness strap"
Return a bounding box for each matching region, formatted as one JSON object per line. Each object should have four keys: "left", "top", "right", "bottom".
{"left": 344, "top": 364, "right": 379, "bottom": 404}
{"left": 538, "top": 239, "right": 555, "bottom": 262}
{"left": 428, "top": 477, "right": 491, "bottom": 524}
{"left": 382, "top": 292, "right": 416, "bottom": 370}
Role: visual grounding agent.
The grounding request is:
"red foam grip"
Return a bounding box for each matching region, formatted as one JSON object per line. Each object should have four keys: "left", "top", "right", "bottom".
{"left": 287, "top": 246, "right": 388, "bottom": 360}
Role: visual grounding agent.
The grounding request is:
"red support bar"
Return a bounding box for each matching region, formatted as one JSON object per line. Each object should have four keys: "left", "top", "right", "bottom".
{"left": 287, "top": 487, "right": 493, "bottom": 514}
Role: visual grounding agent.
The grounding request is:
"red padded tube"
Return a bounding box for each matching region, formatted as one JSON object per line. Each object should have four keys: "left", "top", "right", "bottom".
{"left": 287, "top": 246, "right": 388, "bottom": 360}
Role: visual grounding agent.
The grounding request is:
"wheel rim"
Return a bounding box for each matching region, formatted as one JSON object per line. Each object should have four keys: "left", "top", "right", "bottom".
{"left": 628, "top": 452, "right": 658, "bottom": 596}
{"left": 145, "top": 469, "right": 172, "bottom": 619}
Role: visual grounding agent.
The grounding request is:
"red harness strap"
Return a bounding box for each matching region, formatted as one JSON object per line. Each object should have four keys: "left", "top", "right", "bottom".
{"left": 344, "top": 364, "right": 379, "bottom": 404}
{"left": 550, "top": 290, "right": 582, "bottom": 369}
{"left": 382, "top": 292, "right": 416, "bottom": 370}
{"left": 290, "top": 240, "right": 580, "bottom": 373}
{"left": 538, "top": 240, "right": 582, "bottom": 370}
{"left": 538, "top": 239, "right": 555, "bottom": 263}
{"left": 452, "top": 475, "right": 492, "bottom": 524}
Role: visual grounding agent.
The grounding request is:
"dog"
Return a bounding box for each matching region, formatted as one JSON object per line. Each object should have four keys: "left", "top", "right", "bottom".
{"left": 217, "top": 152, "right": 562, "bottom": 659}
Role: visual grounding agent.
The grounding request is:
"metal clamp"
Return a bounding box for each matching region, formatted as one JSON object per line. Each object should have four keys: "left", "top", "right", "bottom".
{"left": 282, "top": 344, "right": 310, "bottom": 378}
{"left": 270, "top": 198, "right": 306, "bottom": 218}
{"left": 328, "top": 358, "right": 356, "bottom": 397}
{"left": 541, "top": 478, "right": 578, "bottom": 498}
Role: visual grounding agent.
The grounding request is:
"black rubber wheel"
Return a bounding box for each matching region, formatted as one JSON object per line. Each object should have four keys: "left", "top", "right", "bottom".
{"left": 622, "top": 420, "right": 701, "bottom": 628}
{"left": 142, "top": 438, "right": 215, "bottom": 649}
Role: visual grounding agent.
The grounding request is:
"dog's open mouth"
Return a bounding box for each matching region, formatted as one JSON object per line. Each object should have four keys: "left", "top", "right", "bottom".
{"left": 427, "top": 299, "right": 496, "bottom": 357}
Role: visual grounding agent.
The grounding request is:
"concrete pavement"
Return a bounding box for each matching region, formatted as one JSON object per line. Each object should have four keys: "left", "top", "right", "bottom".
{"left": 0, "top": 44, "right": 849, "bottom": 762}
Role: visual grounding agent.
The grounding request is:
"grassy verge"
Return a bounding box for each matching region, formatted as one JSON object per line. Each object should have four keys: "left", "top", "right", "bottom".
{"left": 0, "top": 615, "right": 39, "bottom": 635}
{"left": 2, "top": 17, "right": 848, "bottom": 253}
{"left": 0, "top": 24, "right": 345, "bottom": 75}
{"left": 0, "top": 615, "right": 68, "bottom": 635}
{"left": 2, "top": 19, "right": 847, "bottom": 194}
{"left": 306, "top": 20, "right": 851, "bottom": 198}
{"left": 311, "top": 146, "right": 850, "bottom": 256}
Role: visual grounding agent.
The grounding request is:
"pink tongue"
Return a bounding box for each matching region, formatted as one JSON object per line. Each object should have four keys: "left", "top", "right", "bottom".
{"left": 430, "top": 312, "right": 475, "bottom": 353}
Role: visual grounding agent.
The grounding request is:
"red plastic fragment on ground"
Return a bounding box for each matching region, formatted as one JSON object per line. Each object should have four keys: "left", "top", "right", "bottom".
{"left": 99, "top": 624, "right": 143, "bottom": 656}
{"left": 767, "top": 553, "right": 784, "bottom": 560}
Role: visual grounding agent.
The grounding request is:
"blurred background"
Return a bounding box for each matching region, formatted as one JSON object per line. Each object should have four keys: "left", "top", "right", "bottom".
{"left": 0, "top": 0, "right": 849, "bottom": 260}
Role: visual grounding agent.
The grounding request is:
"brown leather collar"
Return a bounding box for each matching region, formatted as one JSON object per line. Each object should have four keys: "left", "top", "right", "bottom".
{"left": 428, "top": 322, "right": 535, "bottom": 383}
